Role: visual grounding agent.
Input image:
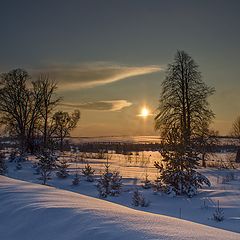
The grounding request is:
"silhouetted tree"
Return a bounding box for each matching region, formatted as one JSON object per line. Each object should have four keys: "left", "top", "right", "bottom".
{"left": 0, "top": 69, "right": 41, "bottom": 152}
{"left": 0, "top": 69, "right": 61, "bottom": 153}
{"left": 154, "top": 51, "right": 214, "bottom": 196}
{"left": 34, "top": 74, "right": 61, "bottom": 149}
{"left": 155, "top": 51, "right": 215, "bottom": 144}
{"left": 52, "top": 110, "right": 80, "bottom": 151}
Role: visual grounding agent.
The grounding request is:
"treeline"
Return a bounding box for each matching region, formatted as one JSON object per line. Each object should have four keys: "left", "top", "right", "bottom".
{"left": 72, "top": 138, "right": 238, "bottom": 154}
{"left": 0, "top": 69, "right": 80, "bottom": 153}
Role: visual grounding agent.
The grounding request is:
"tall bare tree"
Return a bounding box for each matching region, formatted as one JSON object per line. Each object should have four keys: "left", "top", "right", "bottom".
{"left": 154, "top": 51, "right": 215, "bottom": 196}
{"left": 0, "top": 69, "right": 38, "bottom": 152}
{"left": 0, "top": 69, "right": 60, "bottom": 152}
{"left": 155, "top": 50, "right": 215, "bottom": 144}
{"left": 33, "top": 74, "right": 61, "bottom": 148}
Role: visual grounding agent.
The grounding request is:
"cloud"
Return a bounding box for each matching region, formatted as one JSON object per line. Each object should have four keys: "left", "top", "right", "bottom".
{"left": 32, "top": 62, "right": 163, "bottom": 90}
{"left": 60, "top": 100, "right": 132, "bottom": 111}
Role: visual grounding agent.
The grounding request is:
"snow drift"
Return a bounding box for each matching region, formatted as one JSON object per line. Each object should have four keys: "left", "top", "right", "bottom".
{"left": 0, "top": 176, "right": 239, "bottom": 240}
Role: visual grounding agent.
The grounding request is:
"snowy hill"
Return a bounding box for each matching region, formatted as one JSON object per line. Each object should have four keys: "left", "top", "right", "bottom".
{"left": 0, "top": 176, "right": 239, "bottom": 240}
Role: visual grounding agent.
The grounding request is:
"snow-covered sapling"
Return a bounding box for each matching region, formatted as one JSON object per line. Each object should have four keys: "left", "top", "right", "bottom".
{"left": 82, "top": 163, "right": 95, "bottom": 182}
{"left": 56, "top": 158, "right": 70, "bottom": 178}
{"left": 37, "top": 152, "right": 56, "bottom": 185}
{"left": 141, "top": 173, "right": 152, "bottom": 189}
{"left": 97, "top": 163, "right": 112, "bottom": 198}
{"left": 213, "top": 201, "right": 224, "bottom": 222}
{"left": 72, "top": 173, "right": 80, "bottom": 185}
{"left": 97, "top": 163, "right": 122, "bottom": 198}
{"left": 132, "top": 189, "right": 149, "bottom": 207}
{"left": 110, "top": 171, "right": 122, "bottom": 196}
{"left": 0, "top": 153, "right": 7, "bottom": 175}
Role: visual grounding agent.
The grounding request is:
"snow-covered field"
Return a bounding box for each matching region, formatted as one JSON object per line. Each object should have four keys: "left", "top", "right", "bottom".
{"left": 2, "top": 150, "right": 240, "bottom": 235}
{"left": 1, "top": 176, "right": 239, "bottom": 240}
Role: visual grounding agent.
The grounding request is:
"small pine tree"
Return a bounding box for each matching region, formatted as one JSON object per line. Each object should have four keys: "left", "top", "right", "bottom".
{"left": 37, "top": 152, "right": 56, "bottom": 185}
{"left": 132, "top": 189, "right": 149, "bottom": 207}
{"left": 141, "top": 173, "right": 152, "bottom": 189}
{"left": 56, "top": 158, "right": 70, "bottom": 178}
{"left": 213, "top": 201, "right": 224, "bottom": 222}
{"left": 0, "top": 153, "right": 7, "bottom": 175}
{"left": 132, "top": 189, "right": 141, "bottom": 206}
{"left": 72, "top": 173, "right": 80, "bottom": 185}
{"left": 82, "top": 163, "right": 95, "bottom": 182}
{"left": 97, "top": 163, "right": 112, "bottom": 198}
{"left": 97, "top": 163, "right": 122, "bottom": 198}
{"left": 110, "top": 171, "right": 122, "bottom": 196}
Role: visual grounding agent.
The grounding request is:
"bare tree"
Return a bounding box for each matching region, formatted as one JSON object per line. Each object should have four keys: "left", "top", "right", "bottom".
{"left": 155, "top": 50, "right": 215, "bottom": 145}
{"left": 33, "top": 74, "right": 61, "bottom": 148}
{"left": 0, "top": 69, "right": 60, "bottom": 153}
{"left": 0, "top": 69, "right": 40, "bottom": 152}
{"left": 154, "top": 51, "right": 215, "bottom": 196}
{"left": 52, "top": 110, "right": 80, "bottom": 151}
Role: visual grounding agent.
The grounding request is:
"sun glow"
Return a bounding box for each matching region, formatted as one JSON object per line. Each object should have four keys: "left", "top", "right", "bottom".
{"left": 140, "top": 107, "right": 150, "bottom": 117}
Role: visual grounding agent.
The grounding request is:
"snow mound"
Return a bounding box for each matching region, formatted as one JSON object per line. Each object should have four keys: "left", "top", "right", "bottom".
{"left": 0, "top": 176, "right": 239, "bottom": 240}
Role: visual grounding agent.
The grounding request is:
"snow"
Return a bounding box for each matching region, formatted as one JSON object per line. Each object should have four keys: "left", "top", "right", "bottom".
{"left": 2, "top": 149, "right": 240, "bottom": 235}
{"left": 0, "top": 176, "right": 239, "bottom": 240}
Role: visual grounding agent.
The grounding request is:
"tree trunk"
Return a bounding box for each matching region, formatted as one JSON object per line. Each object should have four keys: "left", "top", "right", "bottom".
{"left": 43, "top": 110, "right": 48, "bottom": 148}
{"left": 60, "top": 135, "right": 63, "bottom": 152}
{"left": 202, "top": 153, "right": 206, "bottom": 168}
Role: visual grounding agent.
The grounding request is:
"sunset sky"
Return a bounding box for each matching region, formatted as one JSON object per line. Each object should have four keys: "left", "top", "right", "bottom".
{"left": 1, "top": 0, "right": 240, "bottom": 136}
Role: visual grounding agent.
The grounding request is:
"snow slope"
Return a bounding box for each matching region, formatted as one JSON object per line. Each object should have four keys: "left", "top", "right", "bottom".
{"left": 5, "top": 152, "right": 240, "bottom": 233}
{"left": 0, "top": 176, "right": 239, "bottom": 240}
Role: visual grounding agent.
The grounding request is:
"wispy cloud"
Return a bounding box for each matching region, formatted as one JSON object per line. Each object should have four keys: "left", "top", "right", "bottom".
{"left": 61, "top": 100, "right": 132, "bottom": 111}
{"left": 32, "top": 62, "right": 163, "bottom": 90}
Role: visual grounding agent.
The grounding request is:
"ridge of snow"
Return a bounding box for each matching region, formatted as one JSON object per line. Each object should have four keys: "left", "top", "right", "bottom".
{"left": 0, "top": 176, "right": 239, "bottom": 240}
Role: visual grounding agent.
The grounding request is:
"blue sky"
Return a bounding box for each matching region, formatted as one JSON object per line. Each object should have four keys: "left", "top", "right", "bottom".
{"left": 1, "top": 0, "right": 240, "bottom": 136}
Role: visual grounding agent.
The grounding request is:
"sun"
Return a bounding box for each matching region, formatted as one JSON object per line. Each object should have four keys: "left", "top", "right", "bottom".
{"left": 140, "top": 107, "right": 150, "bottom": 117}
